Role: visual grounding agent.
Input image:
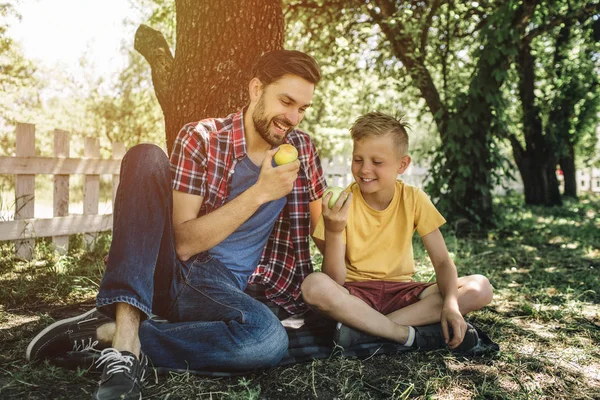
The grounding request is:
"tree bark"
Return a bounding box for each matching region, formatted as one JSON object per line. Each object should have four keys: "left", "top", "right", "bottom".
{"left": 136, "top": 0, "right": 284, "bottom": 154}
{"left": 515, "top": 40, "right": 562, "bottom": 206}
{"left": 560, "top": 148, "right": 578, "bottom": 198}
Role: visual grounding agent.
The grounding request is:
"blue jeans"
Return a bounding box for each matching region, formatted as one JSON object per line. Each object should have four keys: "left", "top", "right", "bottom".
{"left": 96, "top": 144, "right": 288, "bottom": 371}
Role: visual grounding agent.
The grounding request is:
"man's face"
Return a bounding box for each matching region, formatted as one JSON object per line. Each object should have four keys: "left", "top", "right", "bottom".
{"left": 251, "top": 74, "right": 315, "bottom": 146}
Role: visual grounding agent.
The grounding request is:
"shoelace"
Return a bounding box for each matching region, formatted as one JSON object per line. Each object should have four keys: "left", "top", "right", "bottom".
{"left": 72, "top": 337, "right": 100, "bottom": 352}
{"left": 96, "top": 349, "right": 135, "bottom": 376}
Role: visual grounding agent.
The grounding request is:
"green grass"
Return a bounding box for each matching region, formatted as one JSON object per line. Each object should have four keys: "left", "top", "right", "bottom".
{"left": 1, "top": 195, "right": 599, "bottom": 399}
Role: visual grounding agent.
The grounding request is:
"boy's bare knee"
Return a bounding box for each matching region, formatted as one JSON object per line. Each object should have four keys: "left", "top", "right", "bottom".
{"left": 469, "top": 274, "right": 493, "bottom": 309}
{"left": 301, "top": 272, "right": 336, "bottom": 308}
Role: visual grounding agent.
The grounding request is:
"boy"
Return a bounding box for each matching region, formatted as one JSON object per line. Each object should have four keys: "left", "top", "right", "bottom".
{"left": 302, "top": 111, "right": 493, "bottom": 351}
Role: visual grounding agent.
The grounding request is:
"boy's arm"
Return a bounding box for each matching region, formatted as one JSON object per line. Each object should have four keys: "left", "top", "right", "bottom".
{"left": 309, "top": 199, "right": 325, "bottom": 254}
{"left": 320, "top": 191, "right": 352, "bottom": 285}
{"left": 421, "top": 228, "right": 467, "bottom": 349}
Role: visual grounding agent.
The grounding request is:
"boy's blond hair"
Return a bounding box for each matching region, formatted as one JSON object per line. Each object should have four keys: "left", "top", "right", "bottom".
{"left": 350, "top": 111, "right": 410, "bottom": 156}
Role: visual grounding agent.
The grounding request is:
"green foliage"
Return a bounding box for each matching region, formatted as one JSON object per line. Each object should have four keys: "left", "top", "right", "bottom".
{"left": 0, "top": 3, "right": 43, "bottom": 154}
{"left": 285, "top": 1, "right": 439, "bottom": 158}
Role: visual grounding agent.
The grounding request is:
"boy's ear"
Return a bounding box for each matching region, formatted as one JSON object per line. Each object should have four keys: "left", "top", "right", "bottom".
{"left": 249, "top": 77, "right": 263, "bottom": 102}
{"left": 397, "top": 155, "right": 411, "bottom": 174}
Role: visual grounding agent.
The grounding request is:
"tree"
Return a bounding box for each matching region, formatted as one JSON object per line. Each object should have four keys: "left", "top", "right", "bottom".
{"left": 552, "top": 17, "right": 600, "bottom": 198}
{"left": 506, "top": 1, "right": 600, "bottom": 203}
{"left": 288, "top": 0, "right": 600, "bottom": 223}
{"left": 134, "top": 0, "right": 285, "bottom": 154}
{"left": 288, "top": 0, "right": 538, "bottom": 226}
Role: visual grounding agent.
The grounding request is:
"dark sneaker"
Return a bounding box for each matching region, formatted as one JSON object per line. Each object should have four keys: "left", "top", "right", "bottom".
{"left": 453, "top": 323, "right": 480, "bottom": 354}
{"left": 26, "top": 308, "right": 111, "bottom": 362}
{"left": 93, "top": 348, "right": 148, "bottom": 400}
{"left": 413, "top": 322, "right": 479, "bottom": 353}
{"left": 333, "top": 322, "right": 380, "bottom": 348}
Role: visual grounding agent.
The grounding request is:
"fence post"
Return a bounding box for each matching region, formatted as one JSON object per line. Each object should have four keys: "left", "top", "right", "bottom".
{"left": 53, "top": 129, "right": 70, "bottom": 254}
{"left": 15, "top": 123, "right": 36, "bottom": 260}
{"left": 112, "top": 142, "right": 126, "bottom": 207}
{"left": 84, "top": 137, "right": 100, "bottom": 247}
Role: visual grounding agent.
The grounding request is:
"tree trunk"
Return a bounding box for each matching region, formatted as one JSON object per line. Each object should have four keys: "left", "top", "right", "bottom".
{"left": 515, "top": 40, "right": 562, "bottom": 206}
{"left": 135, "top": 0, "right": 284, "bottom": 154}
{"left": 514, "top": 151, "right": 561, "bottom": 205}
{"left": 560, "top": 146, "right": 578, "bottom": 198}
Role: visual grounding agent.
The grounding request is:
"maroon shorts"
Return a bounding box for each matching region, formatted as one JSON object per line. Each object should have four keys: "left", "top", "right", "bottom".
{"left": 343, "top": 280, "right": 435, "bottom": 315}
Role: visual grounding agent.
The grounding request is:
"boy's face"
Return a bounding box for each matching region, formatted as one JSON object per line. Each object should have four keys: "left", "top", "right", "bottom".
{"left": 351, "top": 133, "right": 411, "bottom": 198}
{"left": 249, "top": 74, "right": 314, "bottom": 146}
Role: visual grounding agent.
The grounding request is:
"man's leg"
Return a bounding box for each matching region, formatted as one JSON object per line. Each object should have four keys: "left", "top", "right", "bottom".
{"left": 26, "top": 144, "right": 176, "bottom": 366}
{"left": 137, "top": 255, "right": 289, "bottom": 371}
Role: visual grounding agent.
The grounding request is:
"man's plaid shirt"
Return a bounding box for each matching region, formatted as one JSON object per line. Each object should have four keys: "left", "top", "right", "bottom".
{"left": 170, "top": 109, "right": 327, "bottom": 314}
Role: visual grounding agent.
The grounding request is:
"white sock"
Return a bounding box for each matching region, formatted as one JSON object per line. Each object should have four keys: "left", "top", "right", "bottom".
{"left": 403, "top": 326, "right": 416, "bottom": 347}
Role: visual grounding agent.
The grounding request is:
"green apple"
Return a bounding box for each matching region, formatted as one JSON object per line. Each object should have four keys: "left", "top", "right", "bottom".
{"left": 323, "top": 186, "right": 346, "bottom": 209}
{"left": 273, "top": 144, "right": 298, "bottom": 165}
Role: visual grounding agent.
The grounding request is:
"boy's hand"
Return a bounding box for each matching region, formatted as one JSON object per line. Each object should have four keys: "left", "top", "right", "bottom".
{"left": 322, "top": 190, "right": 352, "bottom": 233}
{"left": 441, "top": 305, "right": 467, "bottom": 349}
{"left": 254, "top": 148, "right": 300, "bottom": 203}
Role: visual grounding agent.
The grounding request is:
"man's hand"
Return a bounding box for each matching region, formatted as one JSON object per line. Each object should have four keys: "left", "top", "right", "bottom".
{"left": 441, "top": 303, "right": 467, "bottom": 349}
{"left": 254, "top": 148, "right": 300, "bottom": 203}
{"left": 322, "top": 190, "right": 352, "bottom": 233}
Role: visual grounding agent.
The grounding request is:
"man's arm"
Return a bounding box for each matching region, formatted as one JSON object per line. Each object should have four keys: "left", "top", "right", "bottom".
{"left": 421, "top": 228, "right": 466, "bottom": 348}
{"left": 173, "top": 149, "right": 300, "bottom": 261}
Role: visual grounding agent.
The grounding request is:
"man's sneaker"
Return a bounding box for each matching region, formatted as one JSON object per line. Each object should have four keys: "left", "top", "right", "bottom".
{"left": 333, "top": 322, "right": 380, "bottom": 348}
{"left": 26, "top": 308, "right": 111, "bottom": 362}
{"left": 93, "top": 348, "right": 148, "bottom": 400}
{"left": 413, "top": 322, "right": 479, "bottom": 353}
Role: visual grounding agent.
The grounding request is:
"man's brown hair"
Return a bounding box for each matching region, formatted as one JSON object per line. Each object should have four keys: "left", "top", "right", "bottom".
{"left": 350, "top": 111, "right": 410, "bottom": 156}
{"left": 252, "top": 50, "right": 321, "bottom": 86}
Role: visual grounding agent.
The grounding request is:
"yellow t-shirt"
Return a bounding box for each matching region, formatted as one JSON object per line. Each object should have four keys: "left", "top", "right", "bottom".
{"left": 313, "top": 180, "right": 446, "bottom": 282}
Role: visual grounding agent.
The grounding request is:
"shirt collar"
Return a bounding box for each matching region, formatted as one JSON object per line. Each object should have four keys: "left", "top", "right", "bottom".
{"left": 231, "top": 108, "right": 247, "bottom": 161}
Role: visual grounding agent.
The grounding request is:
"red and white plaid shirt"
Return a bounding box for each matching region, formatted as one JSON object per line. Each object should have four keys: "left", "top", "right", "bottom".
{"left": 170, "top": 109, "right": 326, "bottom": 314}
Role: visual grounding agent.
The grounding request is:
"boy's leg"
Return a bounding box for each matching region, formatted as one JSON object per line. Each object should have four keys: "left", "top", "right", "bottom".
{"left": 385, "top": 275, "right": 493, "bottom": 326}
{"left": 301, "top": 272, "right": 412, "bottom": 344}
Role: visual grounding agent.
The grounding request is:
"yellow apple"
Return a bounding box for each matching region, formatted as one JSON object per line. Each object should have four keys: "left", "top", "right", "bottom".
{"left": 323, "top": 186, "right": 346, "bottom": 209}
{"left": 273, "top": 144, "right": 298, "bottom": 165}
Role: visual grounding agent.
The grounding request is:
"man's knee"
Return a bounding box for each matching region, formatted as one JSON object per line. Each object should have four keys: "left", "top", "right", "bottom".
{"left": 122, "top": 144, "right": 169, "bottom": 175}
{"left": 238, "top": 311, "right": 288, "bottom": 368}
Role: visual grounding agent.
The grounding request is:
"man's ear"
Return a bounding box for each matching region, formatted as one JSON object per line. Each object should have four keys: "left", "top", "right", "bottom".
{"left": 397, "top": 155, "right": 412, "bottom": 174}
{"left": 249, "top": 77, "right": 263, "bottom": 102}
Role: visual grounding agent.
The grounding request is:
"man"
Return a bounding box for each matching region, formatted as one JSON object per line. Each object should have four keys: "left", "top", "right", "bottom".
{"left": 26, "top": 50, "right": 325, "bottom": 400}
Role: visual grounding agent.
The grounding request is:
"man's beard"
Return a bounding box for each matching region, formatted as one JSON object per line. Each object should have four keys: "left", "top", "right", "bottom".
{"left": 252, "top": 95, "right": 292, "bottom": 146}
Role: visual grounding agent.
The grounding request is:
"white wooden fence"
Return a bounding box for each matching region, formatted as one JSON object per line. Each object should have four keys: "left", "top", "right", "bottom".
{"left": 1, "top": 123, "right": 598, "bottom": 261}
{"left": 0, "top": 123, "right": 125, "bottom": 259}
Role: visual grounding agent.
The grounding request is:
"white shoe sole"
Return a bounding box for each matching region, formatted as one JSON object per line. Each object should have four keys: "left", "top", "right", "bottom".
{"left": 25, "top": 308, "right": 99, "bottom": 361}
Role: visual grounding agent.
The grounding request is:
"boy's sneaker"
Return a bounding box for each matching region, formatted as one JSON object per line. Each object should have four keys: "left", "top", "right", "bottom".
{"left": 26, "top": 308, "right": 111, "bottom": 362}
{"left": 413, "top": 322, "right": 479, "bottom": 353}
{"left": 333, "top": 322, "right": 380, "bottom": 348}
{"left": 93, "top": 348, "right": 148, "bottom": 400}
